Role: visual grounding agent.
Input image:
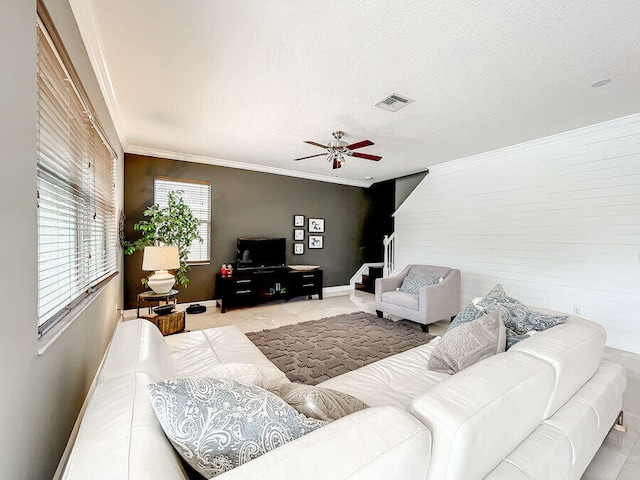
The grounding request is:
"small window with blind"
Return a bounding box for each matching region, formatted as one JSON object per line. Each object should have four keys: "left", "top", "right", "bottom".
{"left": 154, "top": 177, "right": 211, "bottom": 264}
{"left": 36, "top": 11, "right": 117, "bottom": 339}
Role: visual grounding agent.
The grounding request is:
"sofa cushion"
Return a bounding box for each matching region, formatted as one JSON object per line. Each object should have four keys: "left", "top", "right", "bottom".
{"left": 164, "top": 325, "right": 279, "bottom": 377}
{"left": 147, "top": 377, "right": 326, "bottom": 478}
{"left": 399, "top": 275, "right": 441, "bottom": 294}
{"left": 428, "top": 309, "right": 507, "bottom": 374}
{"left": 509, "top": 315, "right": 607, "bottom": 418}
{"left": 380, "top": 291, "right": 419, "bottom": 310}
{"left": 275, "top": 383, "right": 368, "bottom": 421}
{"left": 408, "top": 352, "right": 555, "bottom": 480}
{"left": 216, "top": 407, "right": 432, "bottom": 480}
{"left": 97, "top": 319, "right": 174, "bottom": 384}
{"left": 318, "top": 340, "right": 450, "bottom": 408}
{"left": 63, "top": 372, "right": 187, "bottom": 480}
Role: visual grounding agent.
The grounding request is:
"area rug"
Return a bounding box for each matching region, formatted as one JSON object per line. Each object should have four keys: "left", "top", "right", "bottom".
{"left": 246, "top": 311, "right": 435, "bottom": 385}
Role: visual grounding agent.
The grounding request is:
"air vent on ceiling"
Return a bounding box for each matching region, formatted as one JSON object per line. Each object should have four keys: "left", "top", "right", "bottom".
{"left": 375, "top": 93, "right": 415, "bottom": 112}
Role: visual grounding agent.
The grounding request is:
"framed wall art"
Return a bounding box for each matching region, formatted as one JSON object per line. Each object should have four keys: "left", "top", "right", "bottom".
{"left": 294, "top": 229, "right": 304, "bottom": 241}
{"left": 294, "top": 243, "right": 304, "bottom": 255}
{"left": 308, "top": 218, "right": 324, "bottom": 233}
{"left": 293, "top": 215, "right": 305, "bottom": 227}
{"left": 308, "top": 235, "right": 323, "bottom": 249}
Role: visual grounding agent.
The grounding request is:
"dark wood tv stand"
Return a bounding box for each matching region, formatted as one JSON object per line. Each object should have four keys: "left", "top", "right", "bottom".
{"left": 214, "top": 267, "right": 323, "bottom": 313}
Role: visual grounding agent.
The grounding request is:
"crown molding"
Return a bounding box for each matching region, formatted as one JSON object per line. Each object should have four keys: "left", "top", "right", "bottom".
{"left": 126, "top": 146, "right": 374, "bottom": 188}
{"left": 429, "top": 112, "right": 640, "bottom": 174}
{"left": 68, "top": 0, "right": 129, "bottom": 150}
{"left": 393, "top": 112, "right": 640, "bottom": 217}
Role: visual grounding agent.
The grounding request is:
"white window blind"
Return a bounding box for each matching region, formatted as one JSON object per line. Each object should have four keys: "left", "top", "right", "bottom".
{"left": 154, "top": 177, "right": 211, "bottom": 263}
{"left": 36, "top": 18, "right": 117, "bottom": 336}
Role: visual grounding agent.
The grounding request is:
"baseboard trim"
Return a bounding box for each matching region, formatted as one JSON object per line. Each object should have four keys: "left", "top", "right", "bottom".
{"left": 323, "top": 285, "right": 353, "bottom": 297}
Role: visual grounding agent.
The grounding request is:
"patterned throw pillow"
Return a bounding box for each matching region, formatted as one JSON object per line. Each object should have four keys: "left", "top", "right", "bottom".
{"left": 506, "top": 327, "right": 535, "bottom": 349}
{"left": 448, "top": 302, "right": 485, "bottom": 331}
{"left": 476, "top": 284, "right": 568, "bottom": 348}
{"left": 275, "top": 383, "right": 368, "bottom": 422}
{"left": 147, "top": 377, "right": 326, "bottom": 478}
{"left": 497, "top": 303, "right": 568, "bottom": 335}
{"left": 428, "top": 309, "right": 507, "bottom": 375}
{"left": 399, "top": 275, "right": 442, "bottom": 294}
{"left": 477, "top": 284, "right": 525, "bottom": 311}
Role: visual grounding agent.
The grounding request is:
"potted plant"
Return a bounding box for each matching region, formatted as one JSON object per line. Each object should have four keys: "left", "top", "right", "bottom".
{"left": 124, "top": 191, "right": 202, "bottom": 288}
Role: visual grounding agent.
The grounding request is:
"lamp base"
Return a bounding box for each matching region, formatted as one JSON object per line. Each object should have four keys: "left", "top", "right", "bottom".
{"left": 148, "top": 270, "right": 176, "bottom": 294}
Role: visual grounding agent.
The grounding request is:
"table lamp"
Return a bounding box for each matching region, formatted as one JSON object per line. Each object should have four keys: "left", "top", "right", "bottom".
{"left": 142, "top": 246, "right": 180, "bottom": 294}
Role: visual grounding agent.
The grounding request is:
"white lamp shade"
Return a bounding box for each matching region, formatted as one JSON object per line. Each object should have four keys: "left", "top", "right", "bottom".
{"left": 142, "top": 246, "right": 180, "bottom": 271}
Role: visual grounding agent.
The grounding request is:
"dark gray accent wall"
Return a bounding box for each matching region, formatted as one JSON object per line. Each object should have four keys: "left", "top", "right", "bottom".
{"left": 395, "top": 171, "right": 429, "bottom": 209}
{"left": 124, "top": 154, "right": 394, "bottom": 308}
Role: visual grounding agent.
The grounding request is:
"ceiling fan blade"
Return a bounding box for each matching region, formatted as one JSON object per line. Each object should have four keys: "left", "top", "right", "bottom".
{"left": 294, "top": 153, "right": 328, "bottom": 161}
{"left": 346, "top": 140, "right": 374, "bottom": 150}
{"left": 304, "top": 141, "right": 328, "bottom": 149}
{"left": 351, "top": 152, "right": 382, "bottom": 161}
{"left": 333, "top": 158, "right": 341, "bottom": 169}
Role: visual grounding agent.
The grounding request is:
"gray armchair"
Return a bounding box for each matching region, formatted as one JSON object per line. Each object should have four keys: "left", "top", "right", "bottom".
{"left": 375, "top": 264, "right": 461, "bottom": 332}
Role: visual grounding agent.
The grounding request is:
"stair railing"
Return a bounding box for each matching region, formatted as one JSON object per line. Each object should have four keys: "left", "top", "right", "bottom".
{"left": 383, "top": 233, "right": 395, "bottom": 278}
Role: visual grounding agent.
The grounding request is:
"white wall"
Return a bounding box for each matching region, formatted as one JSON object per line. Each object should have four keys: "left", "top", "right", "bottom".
{"left": 395, "top": 114, "right": 640, "bottom": 354}
{"left": 0, "top": 1, "right": 123, "bottom": 478}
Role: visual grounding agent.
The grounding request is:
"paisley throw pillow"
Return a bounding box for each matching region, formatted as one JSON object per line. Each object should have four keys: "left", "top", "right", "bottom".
{"left": 147, "top": 377, "right": 326, "bottom": 478}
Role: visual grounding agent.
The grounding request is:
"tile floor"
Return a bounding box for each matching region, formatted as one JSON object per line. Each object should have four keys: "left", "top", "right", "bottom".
{"left": 125, "top": 290, "right": 640, "bottom": 479}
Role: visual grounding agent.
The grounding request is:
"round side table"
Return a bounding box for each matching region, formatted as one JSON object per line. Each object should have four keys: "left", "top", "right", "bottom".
{"left": 136, "top": 289, "right": 179, "bottom": 318}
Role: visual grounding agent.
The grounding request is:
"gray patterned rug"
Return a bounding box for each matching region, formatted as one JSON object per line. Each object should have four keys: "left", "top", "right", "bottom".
{"left": 246, "top": 311, "right": 434, "bottom": 385}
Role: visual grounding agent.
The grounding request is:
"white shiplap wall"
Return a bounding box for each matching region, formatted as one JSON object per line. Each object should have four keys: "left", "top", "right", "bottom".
{"left": 394, "top": 114, "right": 640, "bottom": 354}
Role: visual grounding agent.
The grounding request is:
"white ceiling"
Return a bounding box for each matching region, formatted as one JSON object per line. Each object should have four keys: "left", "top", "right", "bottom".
{"left": 70, "top": 0, "right": 640, "bottom": 187}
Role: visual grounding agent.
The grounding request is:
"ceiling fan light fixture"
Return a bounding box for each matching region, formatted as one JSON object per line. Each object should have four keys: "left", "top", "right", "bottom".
{"left": 294, "top": 131, "right": 381, "bottom": 168}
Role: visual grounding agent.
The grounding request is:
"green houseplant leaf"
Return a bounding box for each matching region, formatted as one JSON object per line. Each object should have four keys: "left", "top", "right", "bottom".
{"left": 124, "top": 191, "right": 203, "bottom": 288}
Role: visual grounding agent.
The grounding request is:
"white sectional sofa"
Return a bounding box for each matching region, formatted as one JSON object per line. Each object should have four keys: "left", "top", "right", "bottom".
{"left": 61, "top": 310, "right": 627, "bottom": 480}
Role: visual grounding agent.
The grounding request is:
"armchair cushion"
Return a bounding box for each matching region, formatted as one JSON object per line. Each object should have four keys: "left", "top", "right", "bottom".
{"left": 381, "top": 291, "right": 419, "bottom": 310}
{"left": 399, "top": 275, "right": 442, "bottom": 294}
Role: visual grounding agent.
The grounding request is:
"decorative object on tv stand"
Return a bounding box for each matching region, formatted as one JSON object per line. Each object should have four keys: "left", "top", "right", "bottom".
{"left": 124, "top": 191, "right": 202, "bottom": 288}
{"left": 308, "top": 218, "right": 324, "bottom": 233}
{"left": 294, "top": 243, "right": 304, "bottom": 255}
{"left": 309, "top": 236, "right": 323, "bottom": 249}
{"left": 142, "top": 246, "right": 180, "bottom": 294}
{"left": 293, "top": 215, "right": 304, "bottom": 227}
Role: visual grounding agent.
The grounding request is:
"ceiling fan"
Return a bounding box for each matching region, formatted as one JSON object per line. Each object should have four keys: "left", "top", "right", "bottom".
{"left": 294, "top": 131, "right": 382, "bottom": 169}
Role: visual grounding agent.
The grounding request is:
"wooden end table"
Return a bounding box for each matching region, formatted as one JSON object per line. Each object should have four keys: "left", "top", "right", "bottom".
{"left": 136, "top": 289, "right": 179, "bottom": 318}
{"left": 140, "top": 310, "right": 185, "bottom": 336}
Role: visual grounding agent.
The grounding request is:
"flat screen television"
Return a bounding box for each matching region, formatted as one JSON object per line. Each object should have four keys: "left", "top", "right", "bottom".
{"left": 236, "top": 237, "right": 286, "bottom": 270}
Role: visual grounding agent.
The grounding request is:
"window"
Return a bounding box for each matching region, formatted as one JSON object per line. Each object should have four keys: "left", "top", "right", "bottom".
{"left": 154, "top": 177, "right": 211, "bottom": 263}
{"left": 36, "top": 12, "right": 117, "bottom": 337}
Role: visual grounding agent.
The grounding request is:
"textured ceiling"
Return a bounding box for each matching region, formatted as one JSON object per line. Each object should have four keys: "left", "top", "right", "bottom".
{"left": 70, "top": 0, "right": 640, "bottom": 186}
